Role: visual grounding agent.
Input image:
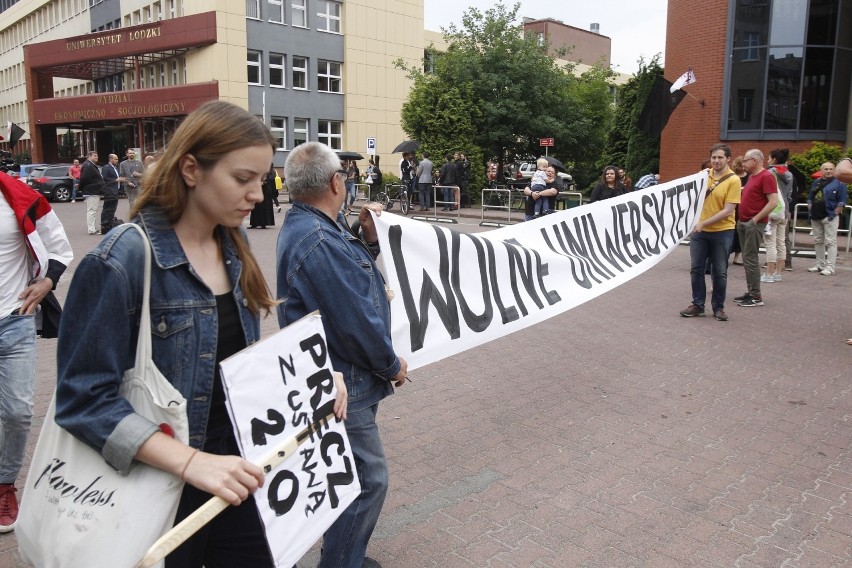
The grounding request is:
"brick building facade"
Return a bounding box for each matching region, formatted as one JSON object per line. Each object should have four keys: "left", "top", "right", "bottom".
{"left": 662, "top": 0, "right": 851, "bottom": 179}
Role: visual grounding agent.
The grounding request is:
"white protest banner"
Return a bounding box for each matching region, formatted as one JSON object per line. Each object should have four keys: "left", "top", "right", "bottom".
{"left": 220, "top": 313, "right": 360, "bottom": 567}
{"left": 373, "top": 171, "right": 707, "bottom": 371}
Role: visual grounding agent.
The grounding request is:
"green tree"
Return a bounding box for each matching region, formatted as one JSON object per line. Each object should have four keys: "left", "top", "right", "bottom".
{"left": 396, "top": 2, "right": 614, "bottom": 194}
{"left": 599, "top": 57, "right": 664, "bottom": 189}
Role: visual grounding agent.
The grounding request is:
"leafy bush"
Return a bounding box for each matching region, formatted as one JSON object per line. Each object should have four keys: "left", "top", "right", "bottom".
{"left": 789, "top": 142, "right": 849, "bottom": 178}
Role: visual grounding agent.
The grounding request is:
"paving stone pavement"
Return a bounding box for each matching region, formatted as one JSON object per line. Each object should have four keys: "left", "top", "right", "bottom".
{"left": 2, "top": 200, "right": 851, "bottom": 567}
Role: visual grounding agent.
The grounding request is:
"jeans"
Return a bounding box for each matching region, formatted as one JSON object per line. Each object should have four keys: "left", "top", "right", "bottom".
{"left": 0, "top": 312, "right": 36, "bottom": 484}
{"left": 737, "top": 220, "right": 765, "bottom": 297}
{"left": 319, "top": 403, "right": 388, "bottom": 568}
{"left": 71, "top": 179, "right": 79, "bottom": 201}
{"left": 811, "top": 216, "right": 839, "bottom": 270}
{"left": 85, "top": 195, "right": 100, "bottom": 233}
{"left": 689, "top": 229, "right": 734, "bottom": 312}
{"left": 418, "top": 183, "right": 432, "bottom": 208}
{"left": 345, "top": 181, "right": 356, "bottom": 208}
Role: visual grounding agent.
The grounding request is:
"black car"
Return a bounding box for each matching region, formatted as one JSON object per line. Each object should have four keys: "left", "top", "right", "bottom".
{"left": 27, "top": 164, "right": 74, "bottom": 202}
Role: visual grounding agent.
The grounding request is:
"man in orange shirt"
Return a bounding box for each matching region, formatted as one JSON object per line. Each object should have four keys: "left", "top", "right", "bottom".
{"left": 68, "top": 159, "right": 81, "bottom": 202}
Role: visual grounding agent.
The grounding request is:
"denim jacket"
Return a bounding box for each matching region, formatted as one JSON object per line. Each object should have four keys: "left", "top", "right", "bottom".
{"left": 276, "top": 202, "right": 397, "bottom": 411}
{"left": 56, "top": 208, "right": 260, "bottom": 473}
{"left": 808, "top": 177, "right": 849, "bottom": 220}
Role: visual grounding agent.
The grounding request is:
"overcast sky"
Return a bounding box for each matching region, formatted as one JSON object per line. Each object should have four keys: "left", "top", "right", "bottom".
{"left": 423, "top": 0, "right": 668, "bottom": 76}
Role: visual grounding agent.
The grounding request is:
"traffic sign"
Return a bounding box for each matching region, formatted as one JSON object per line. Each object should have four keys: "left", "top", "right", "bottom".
{"left": 540, "top": 138, "right": 554, "bottom": 147}
{"left": 367, "top": 137, "right": 376, "bottom": 155}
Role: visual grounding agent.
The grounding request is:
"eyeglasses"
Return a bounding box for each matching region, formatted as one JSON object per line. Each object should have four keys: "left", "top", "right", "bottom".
{"left": 337, "top": 169, "right": 348, "bottom": 177}
{"left": 743, "top": 157, "right": 756, "bottom": 163}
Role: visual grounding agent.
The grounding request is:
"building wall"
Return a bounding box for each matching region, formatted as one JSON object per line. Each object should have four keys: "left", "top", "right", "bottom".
{"left": 343, "top": 0, "right": 423, "bottom": 170}
{"left": 525, "top": 19, "right": 610, "bottom": 68}
{"left": 661, "top": 0, "right": 848, "bottom": 181}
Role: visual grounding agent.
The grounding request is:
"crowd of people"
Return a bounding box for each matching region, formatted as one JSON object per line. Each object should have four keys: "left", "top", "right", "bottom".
{"left": 1, "top": 104, "right": 850, "bottom": 568}
{"left": 681, "top": 143, "right": 849, "bottom": 320}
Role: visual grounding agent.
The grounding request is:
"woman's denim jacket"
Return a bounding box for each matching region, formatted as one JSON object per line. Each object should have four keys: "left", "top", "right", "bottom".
{"left": 276, "top": 202, "right": 397, "bottom": 411}
{"left": 55, "top": 208, "right": 260, "bottom": 474}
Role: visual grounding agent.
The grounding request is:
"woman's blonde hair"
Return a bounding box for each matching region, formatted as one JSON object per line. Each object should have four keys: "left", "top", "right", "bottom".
{"left": 131, "top": 100, "right": 277, "bottom": 316}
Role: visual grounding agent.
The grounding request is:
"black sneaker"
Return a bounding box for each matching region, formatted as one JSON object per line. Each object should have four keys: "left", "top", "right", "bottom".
{"left": 738, "top": 296, "right": 764, "bottom": 307}
{"left": 733, "top": 293, "right": 751, "bottom": 304}
{"left": 680, "top": 304, "right": 705, "bottom": 317}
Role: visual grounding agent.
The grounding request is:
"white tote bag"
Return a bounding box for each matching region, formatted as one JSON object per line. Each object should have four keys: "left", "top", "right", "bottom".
{"left": 17, "top": 224, "right": 189, "bottom": 568}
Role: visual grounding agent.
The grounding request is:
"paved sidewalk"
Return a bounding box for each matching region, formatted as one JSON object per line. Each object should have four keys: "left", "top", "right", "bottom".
{"left": 2, "top": 200, "right": 851, "bottom": 567}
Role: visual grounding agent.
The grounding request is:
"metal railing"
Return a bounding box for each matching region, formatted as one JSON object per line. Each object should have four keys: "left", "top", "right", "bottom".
{"left": 791, "top": 203, "right": 852, "bottom": 253}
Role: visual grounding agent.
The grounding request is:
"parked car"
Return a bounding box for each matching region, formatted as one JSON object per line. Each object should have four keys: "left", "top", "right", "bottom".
{"left": 27, "top": 164, "right": 74, "bottom": 202}
{"left": 8, "top": 163, "right": 48, "bottom": 180}
{"left": 514, "top": 161, "right": 572, "bottom": 183}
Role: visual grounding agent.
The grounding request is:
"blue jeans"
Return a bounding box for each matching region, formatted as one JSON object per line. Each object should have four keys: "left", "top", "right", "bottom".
{"left": 418, "top": 183, "right": 432, "bottom": 208}
{"left": 689, "top": 229, "right": 734, "bottom": 312}
{"left": 442, "top": 186, "right": 454, "bottom": 209}
{"left": 319, "top": 403, "right": 388, "bottom": 568}
{"left": 0, "top": 312, "right": 36, "bottom": 484}
{"left": 345, "top": 181, "right": 356, "bottom": 207}
{"left": 71, "top": 179, "right": 79, "bottom": 201}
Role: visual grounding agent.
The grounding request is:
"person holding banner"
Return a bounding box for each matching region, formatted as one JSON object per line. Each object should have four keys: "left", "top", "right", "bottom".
{"left": 276, "top": 141, "right": 409, "bottom": 568}
{"left": 680, "top": 144, "right": 741, "bottom": 321}
{"left": 55, "top": 101, "right": 347, "bottom": 567}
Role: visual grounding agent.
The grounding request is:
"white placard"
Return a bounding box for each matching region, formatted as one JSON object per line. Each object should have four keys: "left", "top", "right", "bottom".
{"left": 366, "top": 137, "right": 376, "bottom": 156}
{"left": 220, "top": 313, "right": 360, "bottom": 568}
{"left": 373, "top": 172, "right": 708, "bottom": 371}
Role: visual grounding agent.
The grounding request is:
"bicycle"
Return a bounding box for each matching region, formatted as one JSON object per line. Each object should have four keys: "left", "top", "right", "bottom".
{"left": 373, "top": 183, "right": 410, "bottom": 215}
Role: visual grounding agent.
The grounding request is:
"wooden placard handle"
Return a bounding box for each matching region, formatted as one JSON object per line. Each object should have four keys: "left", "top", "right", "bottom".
{"left": 135, "top": 413, "right": 335, "bottom": 568}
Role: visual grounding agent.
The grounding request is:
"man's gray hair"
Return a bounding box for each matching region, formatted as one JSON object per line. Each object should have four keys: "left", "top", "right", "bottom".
{"left": 285, "top": 142, "right": 341, "bottom": 201}
{"left": 745, "top": 148, "right": 764, "bottom": 163}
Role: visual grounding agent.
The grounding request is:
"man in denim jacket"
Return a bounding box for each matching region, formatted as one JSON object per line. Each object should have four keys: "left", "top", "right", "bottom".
{"left": 807, "top": 162, "right": 849, "bottom": 275}
{"left": 276, "top": 142, "right": 408, "bottom": 568}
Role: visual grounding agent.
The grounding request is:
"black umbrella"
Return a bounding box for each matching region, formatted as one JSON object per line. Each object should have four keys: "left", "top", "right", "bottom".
{"left": 543, "top": 156, "right": 566, "bottom": 172}
{"left": 392, "top": 140, "right": 421, "bottom": 154}
{"left": 337, "top": 151, "right": 364, "bottom": 160}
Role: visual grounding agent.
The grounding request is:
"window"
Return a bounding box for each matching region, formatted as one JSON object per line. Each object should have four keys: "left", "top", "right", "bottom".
{"left": 293, "top": 118, "right": 308, "bottom": 146}
{"left": 292, "top": 0, "right": 306, "bottom": 27}
{"left": 724, "top": 0, "right": 851, "bottom": 138}
{"left": 318, "top": 60, "right": 341, "bottom": 93}
{"left": 317, "top": 120, "right": 342, "bottom": 149}
{"left": 271, "top": 117, "right": 286, "bottom": 150}
{"left": 154, "top": 2, "right": 162, "bottom": 20}
{"left": 292, "top": 56, "right": 308, "bottom": 89}
{"left": 247, "top": 51, "right": 262, "bottom": 85}
{"left": 171, "top": 60, "right": 178, "bottom": 84}
{"left": 140, "top": 67, "right": 146, "bottom": 88}
{"left": 144, "top": 6, "right": 152, "bottom": 22}
{"left": 742, "top": 31, "right": 760, "bottom": 61}
{"left": 268, "top": 0, "right": 284, "bottom": 23}
{"left": 246, "top": 0, "right": 260, "bottom": 19}
{"left": 317, "top": 0, "right": 340, "bottom": 33}
{"left": 159, "top": 63, "right": 166, "bottom": 87}
{"left": 269, "top": 53, "right": 285, "bottom": 87}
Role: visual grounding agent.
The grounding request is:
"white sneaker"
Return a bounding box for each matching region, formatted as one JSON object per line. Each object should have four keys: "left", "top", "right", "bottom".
{"left": 772, "top": 274, "right": 782, "bottom": 282}
{"left": 820, "top": 268, "right": 835, "bottom": 276}
{"left": 807, "top": 265, "right": 823, "bottom": 272}
{"left": 760, "top": 273, "right": 774, "bottom": 283}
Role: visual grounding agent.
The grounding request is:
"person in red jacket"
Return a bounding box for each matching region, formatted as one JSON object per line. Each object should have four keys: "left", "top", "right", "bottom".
{"left": 0, "top": 172, "right": 73, "bottom": 532}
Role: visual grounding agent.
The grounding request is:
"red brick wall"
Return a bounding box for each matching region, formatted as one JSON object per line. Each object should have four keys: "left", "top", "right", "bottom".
{"left": 524, "top": 20, "right": 611, "bottom": 68}
{"left": 660, "top": 0, "right": 837, "bottom": 181}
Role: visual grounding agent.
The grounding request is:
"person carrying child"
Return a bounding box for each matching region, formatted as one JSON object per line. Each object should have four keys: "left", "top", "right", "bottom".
{"left": 528, "top": 157, "right": 552, "bottom": 217}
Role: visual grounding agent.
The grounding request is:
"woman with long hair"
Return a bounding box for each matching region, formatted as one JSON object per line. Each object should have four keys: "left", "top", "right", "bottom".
{"left": 55, "top": 101, "right": 346, "bottom": 566}
{"left": 590, "top": 165, "right": 626, "bottom": 203}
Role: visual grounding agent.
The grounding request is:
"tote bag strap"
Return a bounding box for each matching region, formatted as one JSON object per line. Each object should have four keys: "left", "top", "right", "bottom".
{"left": 127, "top": 223, "right": 154, "bottom": 372}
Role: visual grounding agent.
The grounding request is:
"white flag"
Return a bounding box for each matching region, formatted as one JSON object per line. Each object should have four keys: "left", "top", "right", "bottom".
{"left": 670, "top": 68, "right": 696, "bottom": 92}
